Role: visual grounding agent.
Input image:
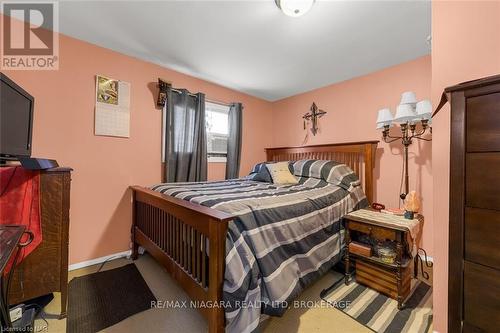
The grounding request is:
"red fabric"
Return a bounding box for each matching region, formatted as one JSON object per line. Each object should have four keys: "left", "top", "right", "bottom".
{"left": 0, "top": 166, "right": 42, "bottom": 273}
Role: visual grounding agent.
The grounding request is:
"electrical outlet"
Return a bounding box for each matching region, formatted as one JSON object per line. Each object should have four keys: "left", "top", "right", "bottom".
{"left": 10, "top": 306, "right": 23, "bottom": 322}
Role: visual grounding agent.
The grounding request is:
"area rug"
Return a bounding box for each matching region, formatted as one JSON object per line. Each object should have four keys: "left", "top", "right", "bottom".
{"left": 67, "top": 264, "right": 156, "bottom": 333}
{"left": 320, "top": 278, "right": 432, "bottom": 333}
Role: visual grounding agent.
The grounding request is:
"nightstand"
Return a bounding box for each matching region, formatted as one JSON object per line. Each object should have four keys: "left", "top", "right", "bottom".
{"left": 343, "top": 209, "right": 422, "bottom": 310}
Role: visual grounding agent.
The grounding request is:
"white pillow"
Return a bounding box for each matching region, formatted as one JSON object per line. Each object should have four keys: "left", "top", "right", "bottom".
{"left": 265, "top": 162, "right": 299, "bottom": 185}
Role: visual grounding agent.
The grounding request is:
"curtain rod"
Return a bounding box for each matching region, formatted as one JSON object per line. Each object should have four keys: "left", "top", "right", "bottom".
{"left": 170, "top": 88, "right": 232, "bottom": 107}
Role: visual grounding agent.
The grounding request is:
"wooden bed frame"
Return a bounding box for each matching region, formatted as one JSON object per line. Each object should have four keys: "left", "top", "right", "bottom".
{"left": 130, "top": 141, "right": 378, "bottom": 333}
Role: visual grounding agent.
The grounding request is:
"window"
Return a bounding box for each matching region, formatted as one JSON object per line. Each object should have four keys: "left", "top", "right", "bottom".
{"left": 205, "top": 102, "right": 230, "bottom": 162}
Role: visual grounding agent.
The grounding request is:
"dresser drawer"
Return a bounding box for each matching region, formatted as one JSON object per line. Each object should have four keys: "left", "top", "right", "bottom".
{"left": 467, "top": 93, "right": 500, "bottom": 152}
{"left": 465, "top": 207, "right": 500, "bottom": 270}
{"left": 466, "top": 153, "right": 500, "bottom": 210}
{"left": 464, "top": 261, "right": 500, "bottom": 332}
{"left": 347, "top": 220, "right": 396, "bottom": 241}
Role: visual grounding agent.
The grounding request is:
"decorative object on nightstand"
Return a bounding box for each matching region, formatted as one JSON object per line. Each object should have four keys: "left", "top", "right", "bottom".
{"left": 403, "top": 190, "right": 421, "bottom": 220}
{"left": 343, "top": 208, "right": 426, "bottom": 310}
{"left": 377, "top": 246, "right": 397, "bottom": 264}
{"left": 371, "top": 202, "right": 385, "bottom": 211}
{"left": 376, "top": 92, "right": 432, "bottom": 200}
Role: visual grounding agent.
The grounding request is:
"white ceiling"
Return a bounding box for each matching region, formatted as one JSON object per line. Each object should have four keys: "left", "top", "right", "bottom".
{"left": 45, "top": 1, "right": 431, "bottom": 100}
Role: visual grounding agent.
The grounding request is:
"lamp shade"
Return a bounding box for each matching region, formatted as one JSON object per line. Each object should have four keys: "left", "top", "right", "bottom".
{"left": 416, "top": 99, "right": 432, "bottom": 119}
{"left": 394, "top": 104, "right": 418, "bottom": 123}
{"left": 400, "top": 91, "right": 417, "bottom": 105}
{"left": 377, "top": 122, "right": 394, "bottom": 129}
{"left": 376, "top": 108, "right": 393, "bottom": 128}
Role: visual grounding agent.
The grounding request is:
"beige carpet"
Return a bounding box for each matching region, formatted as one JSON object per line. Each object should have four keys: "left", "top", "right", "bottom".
{"left": 35, "top": 254, "right": 432, "bottom": 332}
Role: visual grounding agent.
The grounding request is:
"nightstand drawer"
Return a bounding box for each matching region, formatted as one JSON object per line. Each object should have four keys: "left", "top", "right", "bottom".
{"left": 348, "top": 220, "right": 397, "bottom": 241}
{"left": 356, "top": 261, "right": 411, "bottom": 300}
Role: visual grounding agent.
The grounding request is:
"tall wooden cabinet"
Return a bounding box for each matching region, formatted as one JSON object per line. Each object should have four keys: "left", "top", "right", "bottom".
{"left": 8, "top": 167, "right": 72, "bottom": 318}
{"left": 447, "top": 75, "right": 500, "bottom": 333}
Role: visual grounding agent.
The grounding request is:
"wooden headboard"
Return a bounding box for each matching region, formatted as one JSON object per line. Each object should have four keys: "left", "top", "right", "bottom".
{"left": 265, "top": 141, "right": 379, "bottom": 204}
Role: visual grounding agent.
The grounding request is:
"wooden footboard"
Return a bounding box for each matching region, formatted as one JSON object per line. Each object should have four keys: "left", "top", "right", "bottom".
{"left": 130, "top": 186, "right": 233, "bottom": 333}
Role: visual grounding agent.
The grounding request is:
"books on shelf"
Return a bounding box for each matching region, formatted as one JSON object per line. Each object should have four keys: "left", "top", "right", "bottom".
{"left": 348, "top": 242, "right": 372, "bottom": 257}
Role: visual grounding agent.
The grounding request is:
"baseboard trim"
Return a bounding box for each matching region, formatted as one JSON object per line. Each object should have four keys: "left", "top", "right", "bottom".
{"left": 68, "top": 250, "right": 132, "bottom": 271}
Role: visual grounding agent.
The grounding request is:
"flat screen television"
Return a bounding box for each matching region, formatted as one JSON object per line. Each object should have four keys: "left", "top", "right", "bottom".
{"left": 0, "top": 73, "right": 34, "bottom": 160}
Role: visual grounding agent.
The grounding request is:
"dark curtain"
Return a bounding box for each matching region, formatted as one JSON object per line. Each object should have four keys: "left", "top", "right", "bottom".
{"left": 225, "top": 103, "right": 243, "bottom": 179}
{"left": 164, "top": 86, "right": 207, "bottom": 182}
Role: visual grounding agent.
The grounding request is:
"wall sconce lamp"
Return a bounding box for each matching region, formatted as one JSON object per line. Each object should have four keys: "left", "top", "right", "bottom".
{"left": 376, "top": 92, "right": 432, "bottom": 200}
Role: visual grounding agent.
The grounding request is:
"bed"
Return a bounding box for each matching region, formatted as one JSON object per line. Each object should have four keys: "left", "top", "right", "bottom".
{"left": 130, "top": 141, "right": 378, "bottom": 333}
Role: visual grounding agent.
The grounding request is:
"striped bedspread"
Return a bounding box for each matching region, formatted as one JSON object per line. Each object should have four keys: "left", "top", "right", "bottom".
{"left": 151, "top": 161, "right": 368, "bottom": 333}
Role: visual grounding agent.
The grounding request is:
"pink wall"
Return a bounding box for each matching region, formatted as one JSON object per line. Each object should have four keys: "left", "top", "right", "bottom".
{"left": 272, "top": 56, "right": 433, "bottom": 253}
{"left": 1, "top": 17, "right": 273, "bottom": 264}
{"left": 431, "top": 2, "right": 500, "bottom": 332}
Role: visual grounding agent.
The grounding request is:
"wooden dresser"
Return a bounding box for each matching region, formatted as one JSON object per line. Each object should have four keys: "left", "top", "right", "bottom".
{"left": 8, "top": 167, "right": 72, "bottom": 319}
{"left": 447, "top": 75, "right": 500, "bottom": 333}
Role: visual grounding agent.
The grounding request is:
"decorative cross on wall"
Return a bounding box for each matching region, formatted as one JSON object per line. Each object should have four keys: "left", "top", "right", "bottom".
{"left": 303, "top": 102, "right": 327, "bottom": 136}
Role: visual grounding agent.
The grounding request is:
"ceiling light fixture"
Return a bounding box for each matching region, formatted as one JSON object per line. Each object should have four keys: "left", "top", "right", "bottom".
{"left": 275, "top": 0, "right": 315, "bottom": 18}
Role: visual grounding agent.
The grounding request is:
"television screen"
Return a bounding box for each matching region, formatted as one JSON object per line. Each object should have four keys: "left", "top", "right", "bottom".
{"left": 0, "top": 73, "right": 34, "bottom": 159}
